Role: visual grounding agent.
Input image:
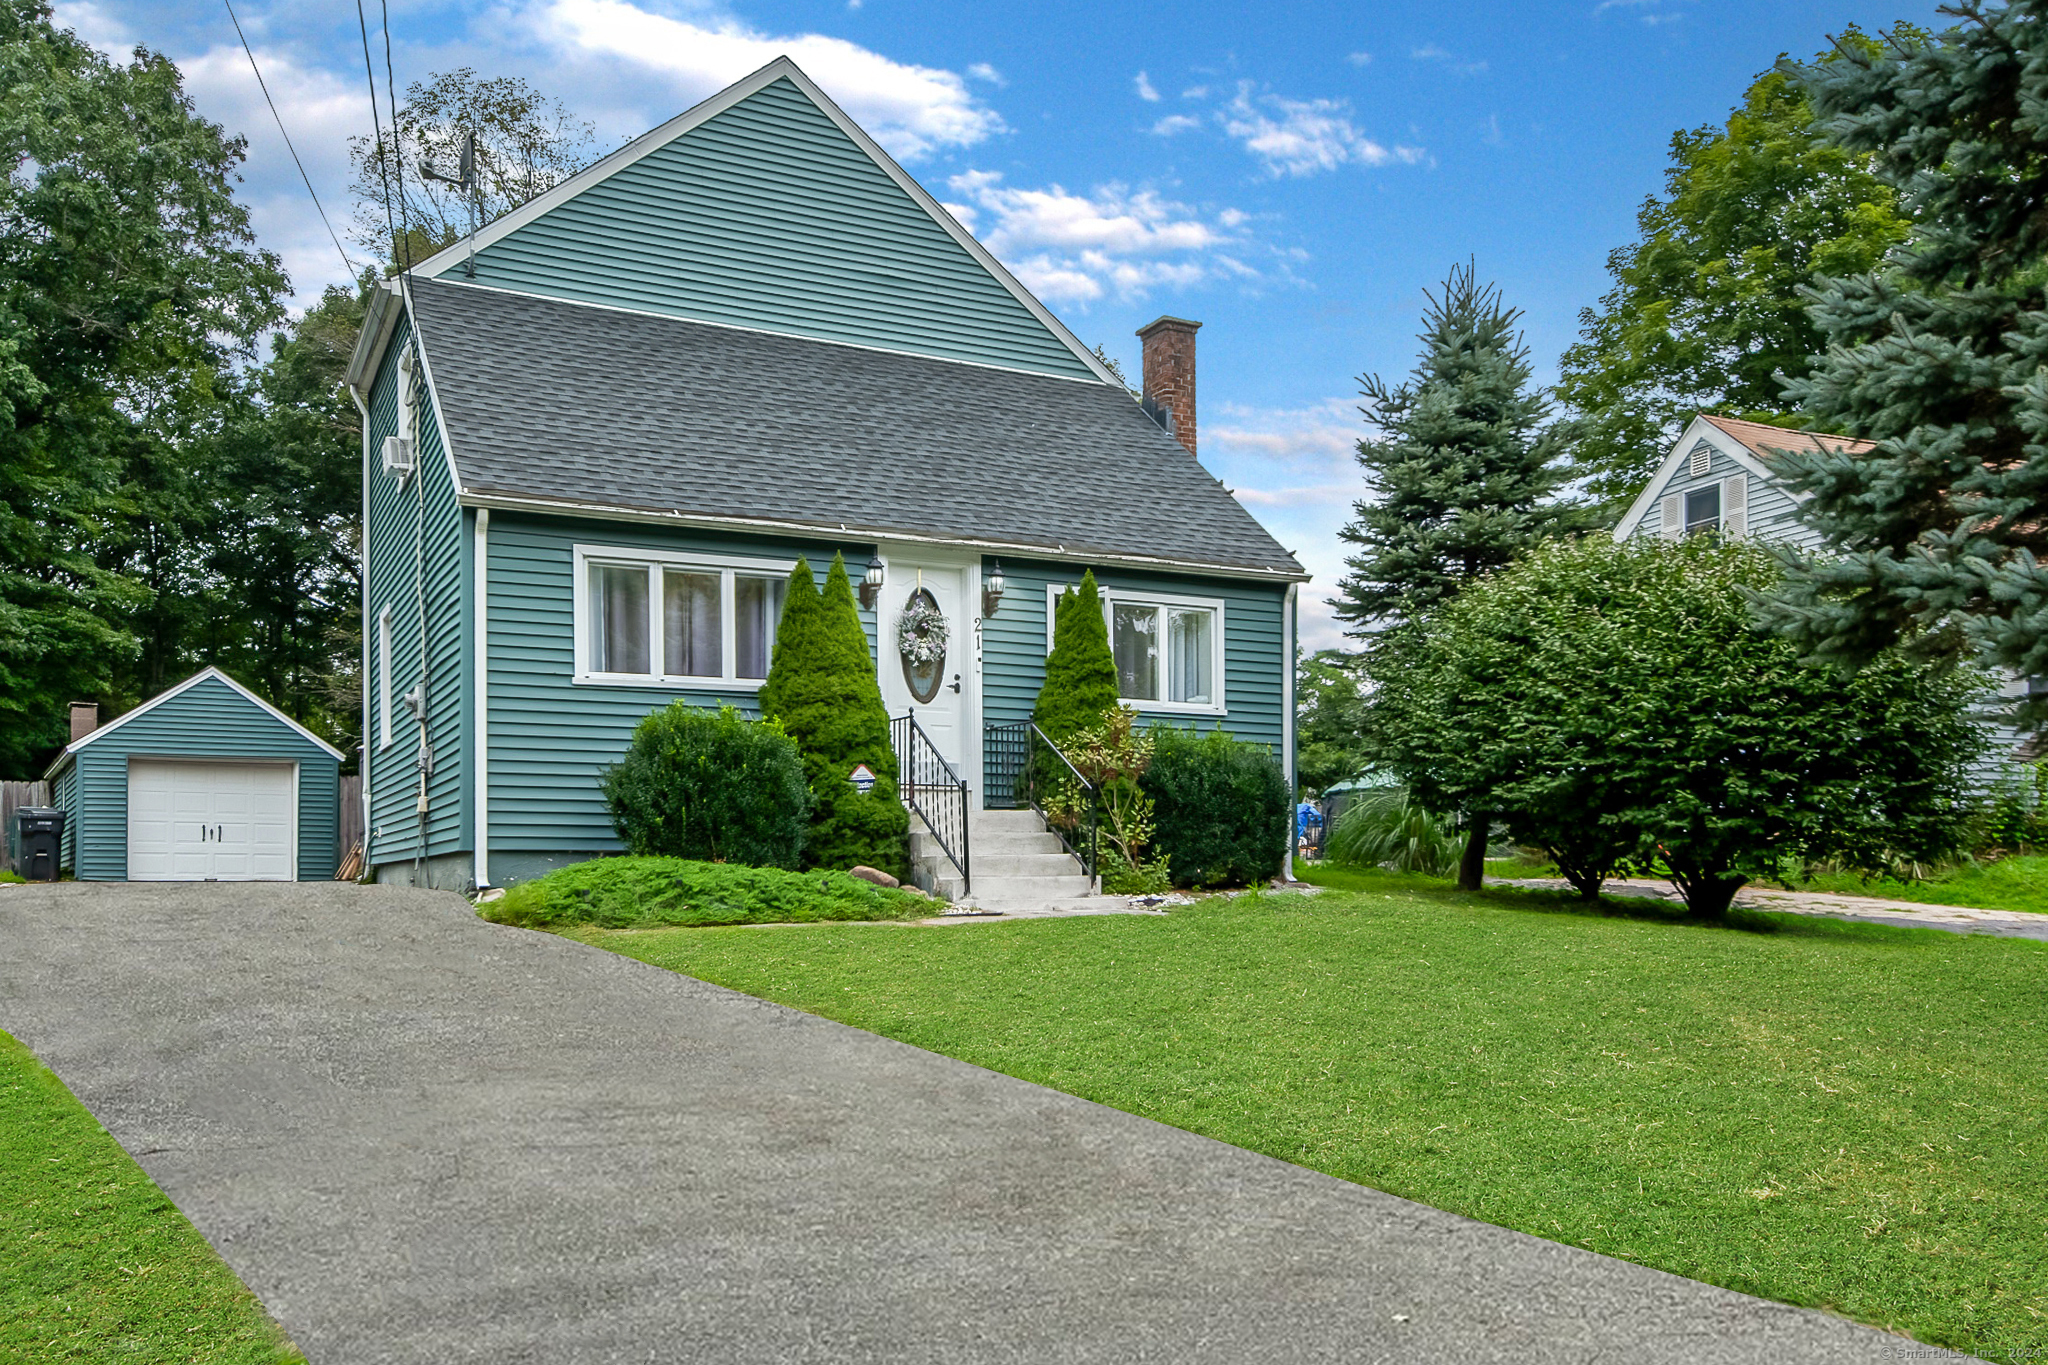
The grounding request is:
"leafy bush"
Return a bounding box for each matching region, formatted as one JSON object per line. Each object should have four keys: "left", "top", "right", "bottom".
{"left": 1044, "top": 706, "right": 1172, "bottom": 894}
{"left": 1976, "top": 761, "right": 2046, "bottom": 853}
{"left": 1327, "top": 788, "right": 1462, "bottom": 877}
{"left": 759, "top": 554, "right": 909, "bottom": 878}
{"left": 1368, "top": 536, "right": 1983, "bottom": 914}
{"left": 482, "top": 856, "right": 934, "bottom": 929}
{"left": 601, "top": 704, "right": 810, "bottom": 867}
{"left": 1143, "top": 727, "right": 1290, "bottom": 888}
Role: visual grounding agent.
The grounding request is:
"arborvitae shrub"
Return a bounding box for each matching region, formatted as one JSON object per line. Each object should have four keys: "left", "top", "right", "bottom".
{"left": 759, "top": 552, "right": 909, "bottom": 878}
{"left": 600, "top": 703, "right": 809, "bottom": 867}
{"left": 1034, "top": 569, "right": 1120, "bottom": 745}
{"left": 1143, "top": 727, "right": 1291, "bottom": 888}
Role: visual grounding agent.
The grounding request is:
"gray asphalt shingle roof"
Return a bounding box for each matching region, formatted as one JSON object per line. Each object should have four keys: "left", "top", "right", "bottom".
{"left": 407, "top": 278, "right": 1303, "bottom": 577}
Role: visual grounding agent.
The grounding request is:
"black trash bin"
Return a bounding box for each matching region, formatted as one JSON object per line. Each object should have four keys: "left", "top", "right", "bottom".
{"left": 14, "top": 806, "right": 64, "bottom": 882}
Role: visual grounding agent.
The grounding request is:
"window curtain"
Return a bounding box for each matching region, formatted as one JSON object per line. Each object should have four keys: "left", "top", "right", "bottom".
{"left": 735, "top": 576, "right": 785, "bottom": 680}
{"left": 1114, "top": 603, "right": 1159, "bottom": 700}
{"left": 593, "top": 565, "right": 649, "bottom": 674}
{"left": 1167, "top": 608, "right": 1212, "bottom": 704}
{"left": 665, "top": 571, "right": 721, "bottom": 677}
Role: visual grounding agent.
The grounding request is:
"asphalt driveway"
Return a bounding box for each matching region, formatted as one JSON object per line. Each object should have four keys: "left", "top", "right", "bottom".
{"left": 0, "top": 882, "right": 1935, "bottom": 1364}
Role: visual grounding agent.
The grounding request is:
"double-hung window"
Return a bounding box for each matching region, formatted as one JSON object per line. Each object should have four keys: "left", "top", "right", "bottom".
{"left": 1048, "top": 584, "right": 1225, "bottom": 714}
{"left": 1683, "top": 485, "right": 1721, "bottom": 536}
{"left": 578, "top": 545, "right": 790, "bottom": 686}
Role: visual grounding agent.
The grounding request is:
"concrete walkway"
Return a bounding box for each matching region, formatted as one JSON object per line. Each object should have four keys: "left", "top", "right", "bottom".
{"left": 1492, "top": 875, "right": 2048, "bottom": 941}
{"left": 0, "top": 882, "right": 1941, "bottom": 1364}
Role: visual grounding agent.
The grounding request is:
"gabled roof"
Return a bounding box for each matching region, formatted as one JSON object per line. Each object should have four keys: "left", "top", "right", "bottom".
{"left": 406, "top": 277, "right": 1304, "bottom": 580}
{"left": 45, "top": 667, "right": 345, "bottom": 777}
{"left": 403, "top": 56, "right": 1116, "bottom": 387}
{"left": 1613, "top": 413, "right": 1874, "bottom": 540}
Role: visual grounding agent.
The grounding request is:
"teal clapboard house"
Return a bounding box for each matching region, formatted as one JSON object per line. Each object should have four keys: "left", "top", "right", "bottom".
{"left": 44, "top": 667, "right": 344, "bottom": 881}
{"left": 345, "top": 57, "right": 1306, "bottom": 890}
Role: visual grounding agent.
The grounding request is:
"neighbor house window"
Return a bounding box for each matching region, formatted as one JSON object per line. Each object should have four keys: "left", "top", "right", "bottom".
{"left": 576, "top": 545, "right": 791, "bottom": 686}
{"left": 1684, "top": 485, "right": 1721, "bottom": 536}
{"left": 1048, "top": 584, "right": 1225, "bottom": 713}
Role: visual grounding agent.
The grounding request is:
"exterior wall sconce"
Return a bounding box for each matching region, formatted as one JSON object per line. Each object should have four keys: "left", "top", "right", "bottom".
{"left": 982, "top": 560, "right": 1005, "bottom": 617}
{"left": 859, "top": 552, "right": 885, "bottom": 611}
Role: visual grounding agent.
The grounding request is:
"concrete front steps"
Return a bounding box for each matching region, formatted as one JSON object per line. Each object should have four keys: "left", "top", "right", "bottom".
{"left": 909, "top": 807, "right": 1096, "bottom": 912}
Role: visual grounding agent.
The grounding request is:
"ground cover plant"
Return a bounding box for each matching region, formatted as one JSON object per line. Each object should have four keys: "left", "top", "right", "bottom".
{"left": 481, "top": 856, "right": 934, "bottom": 930}
{"left": 1790, "top": 854, "right": 2048, "bottom": 917}
{"left": 0, "top": 1030, "right": 301, "bottom": 1364}
{"left": 579, "top": 873, "right": 2047, "bottom": 1363}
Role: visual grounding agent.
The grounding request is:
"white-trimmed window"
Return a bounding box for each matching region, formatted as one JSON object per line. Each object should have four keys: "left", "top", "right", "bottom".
{"left": 377, "top": 605, "right": 394, "bottom": 750}
{"left": 575, "top": 545, "right": 791, "bottom": 686}
{"left": 1045, "top": 584, "right": 1226, "bottom": 715}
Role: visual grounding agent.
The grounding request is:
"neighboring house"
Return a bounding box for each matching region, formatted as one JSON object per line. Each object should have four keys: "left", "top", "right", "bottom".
{"left": 44, "top": 667, "right": 344, "bottom": 882}
{"left": 1614, "top": 412, "right": 2036, "bottom": 781}
{"left": 346, "top": 57, "right": 1305, "bottom": 890}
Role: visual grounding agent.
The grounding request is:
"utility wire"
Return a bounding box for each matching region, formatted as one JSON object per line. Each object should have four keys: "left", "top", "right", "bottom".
{"left": 355, "top": 0, "right": 398, "bottom": 275}
{"left": 380, "top": 0, "right": 416, "bottom": 277}
{"left": 223, "top": 0, "right": 357, "bottom": 279}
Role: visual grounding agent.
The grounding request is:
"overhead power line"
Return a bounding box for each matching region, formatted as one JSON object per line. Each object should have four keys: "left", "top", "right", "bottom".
{"left": 355, "top": 0, "right": 398, "bottom": 276}
{"left": 221, "top": 0, "right": 358, "bottom": 279}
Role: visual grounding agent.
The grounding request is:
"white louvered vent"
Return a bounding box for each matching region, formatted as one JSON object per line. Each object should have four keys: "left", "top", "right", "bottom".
{"left": 381, "top": 435, "right": 416, "bottom": 479}
{"left": 1659, "top": 492, "right": 1682, "bottom": 540}
{"left": 1721, "top": 472, "right": 1748, "bottom": 538}
{"left": 1688, "top": 443, "right": 1711, "bottom": 478}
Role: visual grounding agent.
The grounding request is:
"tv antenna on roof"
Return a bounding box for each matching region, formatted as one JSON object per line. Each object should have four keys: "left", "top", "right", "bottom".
{"left": 421, "top": 129, "right": 480, "bottom": 277}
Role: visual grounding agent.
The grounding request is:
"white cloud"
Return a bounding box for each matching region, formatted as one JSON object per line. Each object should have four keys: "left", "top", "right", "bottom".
{"left": 1221, "top": 83, "right": 1420, "bottom": 177}
{"left": 967, "top": 62, "right": 1005, "bottom": 86}
{"left": 1345, "top": 51, "right": 1372, "bottom": 66}
{"left": 1134, "top": 70, "right": 1160, "bottom": 101}
{"left": 1151, "top": 113, "right": 1201, "bottom": 136}
{"left": 944, "top": 170, "right": 1248, "bottom": 304}
{"left": 50, "top": 0, "right": 131, "bottom": 52}
{"left": 528, "top": 0, "right": 1004, "bottom": 161}
{"left": 1409, "top": 43, "right": 1488, "bottom": 75}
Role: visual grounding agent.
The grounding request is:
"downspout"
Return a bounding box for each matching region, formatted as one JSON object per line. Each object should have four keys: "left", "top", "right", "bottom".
{"left": 350, "top": 382, "right": 373, "bottom": 877}
{"left": 1282, "top": 581, "right": 1299, "bottom": 883}
{"left": 411, "top": 350, "right": 430, "bottom": 888}
{"left": 473, "top": 507, "right": 489, "bottom": 889}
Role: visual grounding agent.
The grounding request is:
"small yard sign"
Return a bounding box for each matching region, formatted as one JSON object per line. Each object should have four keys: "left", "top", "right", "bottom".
{"left": 848, "top": 763, "right": 877, "bottom": 793}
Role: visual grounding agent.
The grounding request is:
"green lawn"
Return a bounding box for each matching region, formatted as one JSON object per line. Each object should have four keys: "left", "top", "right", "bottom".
{"left": 1789, "top": 854, "right": 2048, "bottom": 916}
{"left": 1, "top": 1031, "right": 301, "bottom": 1364}
{"left": 566, "top": 867, "right": 2048, "bottom": 1364}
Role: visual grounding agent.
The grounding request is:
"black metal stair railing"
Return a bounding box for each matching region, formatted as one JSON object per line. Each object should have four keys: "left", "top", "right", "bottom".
{"left": 892, "top": 712, "right": 969, "bottom": 894}
{"left": 981, "top": 720, "right": 1099, "bottom": 880}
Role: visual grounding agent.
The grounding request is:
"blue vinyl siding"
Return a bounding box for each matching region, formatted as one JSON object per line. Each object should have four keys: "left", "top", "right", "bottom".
{"left": 52, "top": 762, "right": 75, "bottom": 873}
{"left": 1628, "top": 438, "right": 1817, "bottom": 550}
{"left": 980, "top": 557, "right": 1289, "bottom": 755}
{"left": 459, "top": 77, "right": 1093, "bottom": 380}
{"left": 364, "top": 311, "right": 471, "bottom": 873}
{"left": 484, "top": 513, "right": 878, "bottom": 857}
{"left": 52, "top": 675, "right": 339, "bottom": 881}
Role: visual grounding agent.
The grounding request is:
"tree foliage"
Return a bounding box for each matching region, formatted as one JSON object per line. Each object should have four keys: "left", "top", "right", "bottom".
{"left": 350, "top": 67, "right": 596, "bottom": 268}
{"left": 0, "top": 2, "right": 289, "bottom": 775}
{"left": 1757, "top": 5, "right": 2048, "bottom": 738}
{"left": 601, "top": 703, "right": 810, "bottom": 867}
{"left": 1293, "top": 649, "right": 1371, "bottom": 795}
{"left": 1555, "top": 35, "right": 1913, "bottom": 506}
{"left": 758, "top": 553, "right": 908, "bottom": 877}
{"left": 1034, "top": 570, "right": 1119, "bottom": 745}
{"left": 1334, "top": 260, "right": 1576, "bottom": 641}
{"left": 1368, "top": 536, "right": 1981, "bottom": 915}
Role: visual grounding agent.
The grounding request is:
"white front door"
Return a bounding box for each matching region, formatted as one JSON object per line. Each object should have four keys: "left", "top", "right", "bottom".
{"left": 877, "top": 557, "right": 973, "bottom": 789}
{"left": 128, "top": 760, "right": 296, "bottom": 881}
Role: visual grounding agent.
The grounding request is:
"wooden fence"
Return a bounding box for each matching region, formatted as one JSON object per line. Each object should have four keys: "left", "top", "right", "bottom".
{"left": 1, "top": 780, "right": 52, "bottom": 873}
{"left": 338, "top": 774, "right": 363, "bottom": 869}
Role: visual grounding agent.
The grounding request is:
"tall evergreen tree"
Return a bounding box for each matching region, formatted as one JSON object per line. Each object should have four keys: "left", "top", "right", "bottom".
{"left": 1335, "top": 261, "right": 1576, "bottom": 887}
{"left": 1761, "top": 5, "right": 2048, "bottom": 738}
{"left": 1033, "top": 570, "right": 1119, "bottom": 745}
{"left": 1555, "top": 34, "right": 1912, "bottom": 507}
{"left": 758, "top": 553, "right": 908, "bottom": 878}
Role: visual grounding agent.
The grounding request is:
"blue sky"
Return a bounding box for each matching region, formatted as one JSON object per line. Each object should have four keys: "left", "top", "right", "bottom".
{"left": 61, "top": 0, "right": 1943, "bottom": 647}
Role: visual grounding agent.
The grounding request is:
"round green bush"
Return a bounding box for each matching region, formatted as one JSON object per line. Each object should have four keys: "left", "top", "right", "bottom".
{"left": 600, "top": 703, "right": 810, "bottom": 867}
{"left": 1142, "top": 727, "right": 1291, "bottom": 888}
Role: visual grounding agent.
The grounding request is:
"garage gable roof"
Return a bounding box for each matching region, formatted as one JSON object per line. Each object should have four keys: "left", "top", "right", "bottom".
{"left": 49, "top": 668, "right": 344, "bottom": 776}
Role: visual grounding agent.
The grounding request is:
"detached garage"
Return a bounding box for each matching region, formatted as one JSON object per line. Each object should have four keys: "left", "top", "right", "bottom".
{"left": 46, "top": 668, "right": 344, "bottom": 882}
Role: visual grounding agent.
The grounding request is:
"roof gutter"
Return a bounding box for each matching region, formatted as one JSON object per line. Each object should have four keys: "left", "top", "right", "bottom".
{"left": 456, "top": 490, "right": 1313, "bottom": 584}
{"left": 345, "top": 278, "right": 406, "bottom": 399}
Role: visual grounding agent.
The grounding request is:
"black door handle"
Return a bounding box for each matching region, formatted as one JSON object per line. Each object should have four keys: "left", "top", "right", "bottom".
{"left": 948, "top": 675, "right": 961, "bottom": 693}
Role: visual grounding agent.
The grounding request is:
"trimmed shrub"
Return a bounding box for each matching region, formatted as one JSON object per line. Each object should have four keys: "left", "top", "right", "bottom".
{"left": 759, "top": 552, "right": 910, "bottom": 879}
{"left": 1034, "top": 569, "right": 1119, "bottom": 745}
{"left": 600, "top": 703, "right": 809, "bottom": 867}
{"left": 1143, "top": 727, "right": 1290, "bottom": 888}
{"left": 481, "top": 856, "right": 933, "bottom": 929}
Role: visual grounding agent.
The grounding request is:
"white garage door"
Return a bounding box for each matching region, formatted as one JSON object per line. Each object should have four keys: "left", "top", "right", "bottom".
{"left": 128, "top": 761, "right": 296, "bottom": 881}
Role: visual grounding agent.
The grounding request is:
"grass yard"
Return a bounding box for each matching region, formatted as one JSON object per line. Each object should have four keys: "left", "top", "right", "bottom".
{"left": 1791, "top": 854, "right": 2048, "bottom": 916}
{"left": 0, "top": 1031, "right": 301, "bottom": 1364}
{"left": 565, "top": 866, "right": 2048, "bottom": 1364}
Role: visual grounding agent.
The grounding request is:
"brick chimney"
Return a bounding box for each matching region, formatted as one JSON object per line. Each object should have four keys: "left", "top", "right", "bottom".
{"left": 69, "top": 702, "right": 98, "bottom": 742}
{"left": 1137, "top": 315, "right": 1200, "bottom": 458}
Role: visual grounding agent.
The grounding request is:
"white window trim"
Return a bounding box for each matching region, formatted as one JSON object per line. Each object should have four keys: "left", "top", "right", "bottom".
{"left": 571, "top": 543, "right": 796, "bottom": 688}
{"left": 376, "top": 605, "right": 394, "bottom": 751}
{"left": 1043, "top": 582, "right": 1228, "bottom": 716}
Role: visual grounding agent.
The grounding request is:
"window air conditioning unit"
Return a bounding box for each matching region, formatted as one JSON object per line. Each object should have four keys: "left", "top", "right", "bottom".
{"left": 381, "top": 435, "right": 415, "bottom": 478}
